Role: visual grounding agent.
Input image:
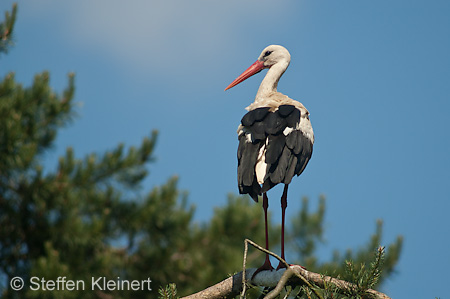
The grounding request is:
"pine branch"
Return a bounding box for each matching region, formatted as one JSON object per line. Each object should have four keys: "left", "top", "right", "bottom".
{"left": 181, "top": 239, "right": 391, "bottom": 299}
{"left": 181, "top": 265, "right": 391, "bottom": 299}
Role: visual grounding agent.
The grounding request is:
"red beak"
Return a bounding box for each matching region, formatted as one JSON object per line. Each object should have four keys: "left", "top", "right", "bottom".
{"left": 225, "top": 60, "right": 265, "bottom": 91}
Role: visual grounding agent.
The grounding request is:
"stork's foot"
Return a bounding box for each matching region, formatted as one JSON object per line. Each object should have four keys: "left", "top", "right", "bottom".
{"left": 251, "top": 258, "right": 274, "bottom": 279}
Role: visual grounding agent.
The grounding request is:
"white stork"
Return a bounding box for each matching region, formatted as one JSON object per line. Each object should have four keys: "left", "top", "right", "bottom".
{"left": 225, "top": 45, "right": 314, "bottom": 274}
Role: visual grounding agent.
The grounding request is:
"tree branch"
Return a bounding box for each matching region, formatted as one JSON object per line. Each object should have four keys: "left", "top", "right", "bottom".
{"left": 181, "top": 239, "right": 391, "bottom": 299}
{"left": 181, "top": 266, "right": 391, "bottom": 299}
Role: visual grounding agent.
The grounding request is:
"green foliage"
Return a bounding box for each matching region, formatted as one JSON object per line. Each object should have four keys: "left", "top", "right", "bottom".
{"left": 0, "top": 3, "right": 16, "bottom": 54}
{"left": 0, "top": 5, "right": 403, "bottom": 299}
{"left": 158, "top": 284, "right": 178, "bottom": 299}
{"left": 0, "top": 71, "right": 75, "bottom": 171}
{"left": 0, "top": 69, "right": 76, "bottom": 296}
{"left": 343, "top": 246, "right": 385, "bottom": 298}
{"left": 340, "top": 246, "right": 385, "bottom": 298}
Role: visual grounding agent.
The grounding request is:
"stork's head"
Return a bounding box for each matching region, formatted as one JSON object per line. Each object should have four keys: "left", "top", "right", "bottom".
{"left": 257, "top": 45, "right": 291, "bottom": 68}
{"left": 225, "top": 45, "right": 291, "bottom": 91}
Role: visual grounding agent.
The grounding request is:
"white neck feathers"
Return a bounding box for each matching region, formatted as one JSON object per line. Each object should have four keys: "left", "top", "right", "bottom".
{"left": 255, "top": 60, "right": 289, "bottom": 102}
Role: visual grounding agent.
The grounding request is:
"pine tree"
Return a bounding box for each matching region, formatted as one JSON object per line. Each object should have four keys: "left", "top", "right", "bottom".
{"left": 0, "top": 5, "right": 402, "bottom": 299}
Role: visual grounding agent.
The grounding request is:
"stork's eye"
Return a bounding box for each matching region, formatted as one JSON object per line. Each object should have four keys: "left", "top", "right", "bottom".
{"left": 264, "top": 51, "right": 272, "bottom": 57}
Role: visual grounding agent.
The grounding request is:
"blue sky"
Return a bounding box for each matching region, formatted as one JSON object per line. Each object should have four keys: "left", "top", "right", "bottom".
{"left": 2, "top": 1, "right": 450, "bottom": 297}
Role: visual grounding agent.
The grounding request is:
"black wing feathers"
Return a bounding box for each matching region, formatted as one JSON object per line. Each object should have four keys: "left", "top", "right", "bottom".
{"left": 285, "top": 108, "right": 300, "bottom": 128}
{"left": 238, "top": 105, "right": 312, "bottom": 200}
{"left": 278, "top": 104, "right": 295, "bottom": 116}
{"left": 241, "top": 107, "right": 270, "bottom": 126}
{"left": 237, "top": 135, "right": 262, "bottom": 201}
{"left": 269, "top": 146, "right": 292, "bottom": 185}
{"left": 264, "top": 112, "right": 286, "bottom": 135}
{"left": 265, "top": 134, "right": 285, "bottom": 164}
{"left": 251, "top": 121, "right": 266, "bottom": 141}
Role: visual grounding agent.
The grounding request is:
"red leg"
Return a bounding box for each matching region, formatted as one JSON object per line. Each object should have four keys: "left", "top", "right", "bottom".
{"left": 277, "top": 185, "right": 288, "bottom": 270}
{"left": 252, "top": 193, "right": 274, "bottom": 278}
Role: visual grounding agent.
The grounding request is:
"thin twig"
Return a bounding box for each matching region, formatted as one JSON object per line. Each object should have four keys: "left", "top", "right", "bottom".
{"left": 241, "top": 238, "right": 249, "bottom": 298}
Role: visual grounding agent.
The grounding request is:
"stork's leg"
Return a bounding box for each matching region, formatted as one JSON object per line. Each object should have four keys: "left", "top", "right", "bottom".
{"left": 276, "top": 184, "right": 289, "bottom": 270}
{"left": 262, "top": 192, "right": 272, "bottom": 267}
{"left": 252, "top": 192, "right": 274, "bottom": 278}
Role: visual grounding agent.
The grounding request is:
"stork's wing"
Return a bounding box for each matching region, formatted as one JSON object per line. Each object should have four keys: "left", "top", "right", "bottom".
{"left": 237, "top": 105, "right": 313, "bottom": 200}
